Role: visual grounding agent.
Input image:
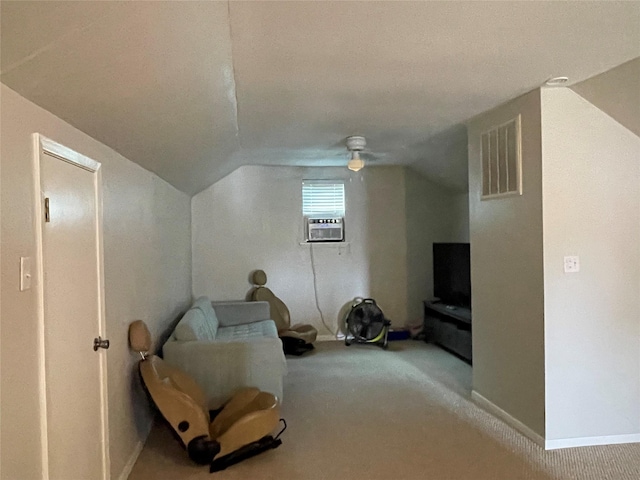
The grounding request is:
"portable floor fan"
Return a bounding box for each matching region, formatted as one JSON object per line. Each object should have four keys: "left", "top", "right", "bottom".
{"left": 344, "top": 298, "right": 391, "bottom": 349}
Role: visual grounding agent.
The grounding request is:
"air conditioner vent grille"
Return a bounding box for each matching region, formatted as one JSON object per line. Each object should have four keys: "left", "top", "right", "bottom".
{"left": 481, "top": 115, "right": 522, "bottom": 199}
{"left": 306, "top": 217, "right": 344, "bottom": 242}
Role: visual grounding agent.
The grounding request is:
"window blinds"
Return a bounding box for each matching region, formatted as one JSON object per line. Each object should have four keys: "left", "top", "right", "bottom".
{"left": 302, "top": 181, "right": 345, "bottom": 216}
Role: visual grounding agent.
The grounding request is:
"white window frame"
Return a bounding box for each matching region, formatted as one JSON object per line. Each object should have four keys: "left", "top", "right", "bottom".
{"left": 302, "top": 180, "right": 346, "bottom": 243}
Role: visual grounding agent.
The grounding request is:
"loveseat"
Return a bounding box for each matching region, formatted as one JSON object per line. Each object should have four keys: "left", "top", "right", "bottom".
{"left": 163, "top": 296, "right": 287, "bottom": 407}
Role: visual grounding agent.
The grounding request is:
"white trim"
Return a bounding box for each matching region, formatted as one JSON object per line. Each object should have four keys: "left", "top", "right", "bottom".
{"left": 32, "top": 134, "right": 49, "bottom": 480}
{"left": 480, "top": 114, "right": 522, "bottom": 200}
{"left": 117, "top": 439, "right": 145, "bottom": 480}
{"left": 40, "top": 136, "right": 101, "bottom": 172}
{"left": 472, "top": 390, "right": 640, "bottom": 450}
{"left": 545, "top": 434, "right": 640, "bottom": 450}
{"left": 95, "top": 165, "right": 111, "bottom": 479}
{"left": 480, "top": 191, "right": 522, "bottom": 201}
{"left": 33, "top": 134, "right": 110, "bottom": 480}
{"left": 299, "top": 241, "right": 350, "bottom": 247}
{"left": 471, "top": 390, "right": 545, "bottom": 448}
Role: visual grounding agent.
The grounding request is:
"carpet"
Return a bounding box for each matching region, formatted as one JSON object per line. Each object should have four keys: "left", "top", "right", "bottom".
{"left": 128, "top": 340, "right": 640, "bottom": 479}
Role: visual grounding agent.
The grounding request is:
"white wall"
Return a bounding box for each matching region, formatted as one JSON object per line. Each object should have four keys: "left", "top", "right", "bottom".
{"left": 0, "top": 85, "right": 192, "bottom": 480}
{"left": 570, "top": 57, "right": 640, "bottom": 137}
{"left": 192, "top": 165, "right": 466, "bottom": 333}
{"left": 467, "top": 89, "right": 546, "bottom": 437}
{"left": 541, "top": 87, "right": 640, "bottom": 443}
{"left": 192, "top": 165, "right": 404, "bottom": 332}
{"left": 451, "top": 193, "right": 470, "bottom": 243}
{"left": 405, "top": 170, "right": 467, "bottom": 325}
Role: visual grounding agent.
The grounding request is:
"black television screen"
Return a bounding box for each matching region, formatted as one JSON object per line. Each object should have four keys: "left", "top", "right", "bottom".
{"left": 433, "top": 243, "right": 471, "bottom": 308}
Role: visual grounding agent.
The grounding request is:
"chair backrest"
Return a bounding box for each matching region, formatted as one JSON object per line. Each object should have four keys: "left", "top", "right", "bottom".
{"left": 129, "top": 319, "right": 152, "bottom": 355}
{"left": 129, "top": 320, "right": 210, "bottom": 446}
{"left": 139, "top": 356, "right": 211, "bottom": 446}
{"left": 250, "top": 270, "right": 291, "bottom": 331}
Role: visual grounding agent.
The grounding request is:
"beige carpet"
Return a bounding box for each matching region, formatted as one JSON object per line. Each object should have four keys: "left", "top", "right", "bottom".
{"left": 129, "top": 341, "right": 640, "bottom": 480}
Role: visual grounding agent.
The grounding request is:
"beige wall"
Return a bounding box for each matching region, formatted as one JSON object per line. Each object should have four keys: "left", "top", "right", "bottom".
{"left": 404, "top": 170, "right": 467, "bottom": 325}
{"left": 0, "top": 85, "right": 192, "bottom": 480}
{"left": 451, "top": 193, "right": 470, "bottom": 243}
{"left": 192, "top": 165, "right": 405, "bottom": 331}
{"left": 192, "top": 165, "right": 466, "bottom": 332}
{"left": 467, "top": 89, "right": 546, "bottom": 437}
{"left": 361, "top": 167, "right": 409, "bottom": 328}
{"left": 541, "top": 87, "right": 640, "bottom": 442}
{"left": 468, "top": 62, "right": 639, "bottom": 446}
{"left": 571, "top": 57, "right": 640, "bottom": 137}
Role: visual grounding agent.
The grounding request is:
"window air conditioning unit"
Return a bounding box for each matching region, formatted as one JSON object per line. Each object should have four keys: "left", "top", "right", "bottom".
{"left": 306, "top": 217, "right": 344, "bottom": 242}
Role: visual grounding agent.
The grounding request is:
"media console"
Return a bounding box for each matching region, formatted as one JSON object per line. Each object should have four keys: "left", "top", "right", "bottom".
{"left": 423, "top": 301, "right": 472, "bottom": 364}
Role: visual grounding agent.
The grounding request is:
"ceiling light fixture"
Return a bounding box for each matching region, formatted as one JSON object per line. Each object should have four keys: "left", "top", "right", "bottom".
{"left": 348, "top": 151, "right": 365, "bottom": 172}
{"left": 545, "top": 76, "right": 569, "bottom": 86}
{"left": 346, "top": 135, "right": 366, "bottom": 172}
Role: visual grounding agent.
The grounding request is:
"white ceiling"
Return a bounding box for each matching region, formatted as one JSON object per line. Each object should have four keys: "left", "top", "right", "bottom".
{"left": 2, "top": 1, "right": 639, "bottom": 195}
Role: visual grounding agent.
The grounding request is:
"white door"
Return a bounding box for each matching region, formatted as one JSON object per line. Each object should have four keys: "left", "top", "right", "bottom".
{"left": 40, "top": 147, "right": 108, "bottom": 480}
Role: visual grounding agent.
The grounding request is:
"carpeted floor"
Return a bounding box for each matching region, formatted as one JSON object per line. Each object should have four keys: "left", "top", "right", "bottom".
{"left": 129, "top": 340, "right": 640, "bottom": 480}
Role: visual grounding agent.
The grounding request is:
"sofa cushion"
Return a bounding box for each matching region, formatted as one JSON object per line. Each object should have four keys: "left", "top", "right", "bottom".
{"left": 216, "top": 320, "right": 278, "bottom": 342}
{"left": 174, "top": 307, "right": 217, "bottom": 341}
{"left": 191, "top": 296, "right": 219, "bottom": 336}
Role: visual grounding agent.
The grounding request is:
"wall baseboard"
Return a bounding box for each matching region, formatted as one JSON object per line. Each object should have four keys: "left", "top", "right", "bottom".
{"left": 472, "top": 391, "right": 640, "bottom": 450}
{"left": 545, "top": 433, "right": 640, "bottom": 450}
{"left": 117, "top": 439, "right": 145, "bottom": 480}
{"left": 471, "top": 390, "right": 545, "bottom": 448}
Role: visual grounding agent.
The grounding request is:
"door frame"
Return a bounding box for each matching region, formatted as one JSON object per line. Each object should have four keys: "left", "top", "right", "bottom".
{"left": 32, "top": 133, "right": 110, "bottom": 480}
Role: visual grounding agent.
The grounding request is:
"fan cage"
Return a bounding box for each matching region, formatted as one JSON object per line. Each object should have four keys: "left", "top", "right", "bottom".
{"left": 346, "top": 300, "right": 386, "bottom": 341}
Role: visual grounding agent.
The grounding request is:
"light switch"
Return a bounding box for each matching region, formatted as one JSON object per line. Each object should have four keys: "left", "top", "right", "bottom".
{"left": 563, "top": 256, "right": 580, "bottom": 273}
{"left": 20, "top": 257, "right": 32, "bottom": 291}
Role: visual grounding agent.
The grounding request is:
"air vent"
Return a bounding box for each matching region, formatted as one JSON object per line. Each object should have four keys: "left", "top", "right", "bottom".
{"left": 307, "top": 218, "right": 344, "bottom": 242}
{"left": 481, "top": 115, "right": 522, "bottom": 199}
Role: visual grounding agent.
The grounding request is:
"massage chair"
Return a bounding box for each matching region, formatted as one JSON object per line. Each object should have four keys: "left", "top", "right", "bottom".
{"left": 129, "top": 320, "right": 285, "bottom": 472}
{"left": 249, "top": 269, "right": 318, "bottom": 355}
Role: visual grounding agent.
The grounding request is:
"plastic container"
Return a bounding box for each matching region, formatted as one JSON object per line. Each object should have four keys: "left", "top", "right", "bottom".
{"left": 387, "top": 328, "right": 410, "bottom": 341}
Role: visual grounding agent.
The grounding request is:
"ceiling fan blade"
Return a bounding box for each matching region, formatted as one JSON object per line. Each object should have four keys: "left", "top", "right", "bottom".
{"left": 329, "top": 138, "right": 348, "bottom": 150}
{"left": 360, "top": 152, "right": 385, "bottom": 162}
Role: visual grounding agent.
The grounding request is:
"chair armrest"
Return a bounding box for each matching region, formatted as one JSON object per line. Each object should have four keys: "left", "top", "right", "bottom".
{"left": 212, "top": 301, "right": 271, "bottom": 327}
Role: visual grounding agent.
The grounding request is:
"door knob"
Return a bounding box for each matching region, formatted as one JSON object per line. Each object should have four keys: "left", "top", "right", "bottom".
{"left": 93, "top": 336, "right": 110, "bottom": 351}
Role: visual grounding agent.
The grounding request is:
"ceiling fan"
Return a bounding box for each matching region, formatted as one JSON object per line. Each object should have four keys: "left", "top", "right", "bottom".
{"left": 346, "top": 135, "right": 365, "bottom": 172}
{"left": 345, "top": 135, "right": 384, "bottom": 172}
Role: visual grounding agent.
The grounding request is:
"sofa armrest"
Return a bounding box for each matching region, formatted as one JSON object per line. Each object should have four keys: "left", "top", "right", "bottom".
{"left": 212, "top": 301, "right": 271, "bottom": 327}
{"left": 163, "top": 337, "right": 286, "bottom": 406}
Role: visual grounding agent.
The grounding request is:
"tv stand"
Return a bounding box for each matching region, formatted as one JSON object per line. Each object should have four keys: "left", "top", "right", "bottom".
{"left": 423, "top": 301, "right": 472, "bottom": 364}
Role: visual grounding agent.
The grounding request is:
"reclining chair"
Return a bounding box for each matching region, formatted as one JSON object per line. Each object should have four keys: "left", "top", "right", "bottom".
{"left": 249, "top": 270, "right": 318, "bottom": 355}
{"left": 129, "top": 320, "right": 285, "bottom": 472}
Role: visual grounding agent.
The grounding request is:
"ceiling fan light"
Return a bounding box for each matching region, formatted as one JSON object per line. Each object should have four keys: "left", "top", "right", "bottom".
{"left": 348, "top": 151, "right": 365, "bottom": 172}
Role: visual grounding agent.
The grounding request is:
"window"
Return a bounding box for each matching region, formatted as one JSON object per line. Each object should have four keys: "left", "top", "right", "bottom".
{"left": 302, "top": 180, "right": 345, "bottom": 242}
{"left": 302, "top": 181, "right": 345, "bottom": 217}
{"left": 481, "top": 115, "right": 522, "bottom": 199}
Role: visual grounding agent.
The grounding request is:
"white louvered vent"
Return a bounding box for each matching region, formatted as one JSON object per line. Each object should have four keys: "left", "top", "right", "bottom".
{"left": 481, "top": 115, "right": 522, "bottom": 199}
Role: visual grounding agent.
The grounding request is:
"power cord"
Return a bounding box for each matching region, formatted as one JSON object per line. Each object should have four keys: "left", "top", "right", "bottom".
{"left": 309, "top": 243, "right": 337, "bottom": 337}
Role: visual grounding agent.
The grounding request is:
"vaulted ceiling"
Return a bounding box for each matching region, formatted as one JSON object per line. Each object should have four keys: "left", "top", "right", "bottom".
{"left": 2, "top": 1, "right": 639, "bottom": 195}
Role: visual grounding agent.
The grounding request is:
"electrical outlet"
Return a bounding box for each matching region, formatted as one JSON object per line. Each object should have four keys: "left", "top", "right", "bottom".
{"left": 563, "top": 256, "right": 580, "bottom": 273}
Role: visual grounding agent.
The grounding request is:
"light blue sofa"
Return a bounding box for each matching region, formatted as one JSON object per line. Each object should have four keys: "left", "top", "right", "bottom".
{"left": 162, "top": 297, "right": 287, "bottom": 407}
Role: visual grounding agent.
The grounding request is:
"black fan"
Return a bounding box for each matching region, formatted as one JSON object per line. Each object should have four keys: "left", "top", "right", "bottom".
{"left": 345, "top": 298, "right": 391, "bottom": 349}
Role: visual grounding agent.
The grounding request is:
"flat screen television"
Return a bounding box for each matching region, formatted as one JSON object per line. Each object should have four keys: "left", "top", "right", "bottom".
{"left": 433, "top": 243, "right": 471, "bottom": 308}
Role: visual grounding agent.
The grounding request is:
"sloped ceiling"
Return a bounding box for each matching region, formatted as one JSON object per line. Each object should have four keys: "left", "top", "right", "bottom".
{"left": 2, "top": 1, "right": 639, "bottom": 195}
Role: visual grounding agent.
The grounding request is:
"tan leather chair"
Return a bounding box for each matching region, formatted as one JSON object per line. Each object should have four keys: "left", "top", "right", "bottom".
{"left": 129, "top": 320, "right": 284, "bottom": 471}
{"left": 249, "top": 270, "right": 318, "bottom": 348}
